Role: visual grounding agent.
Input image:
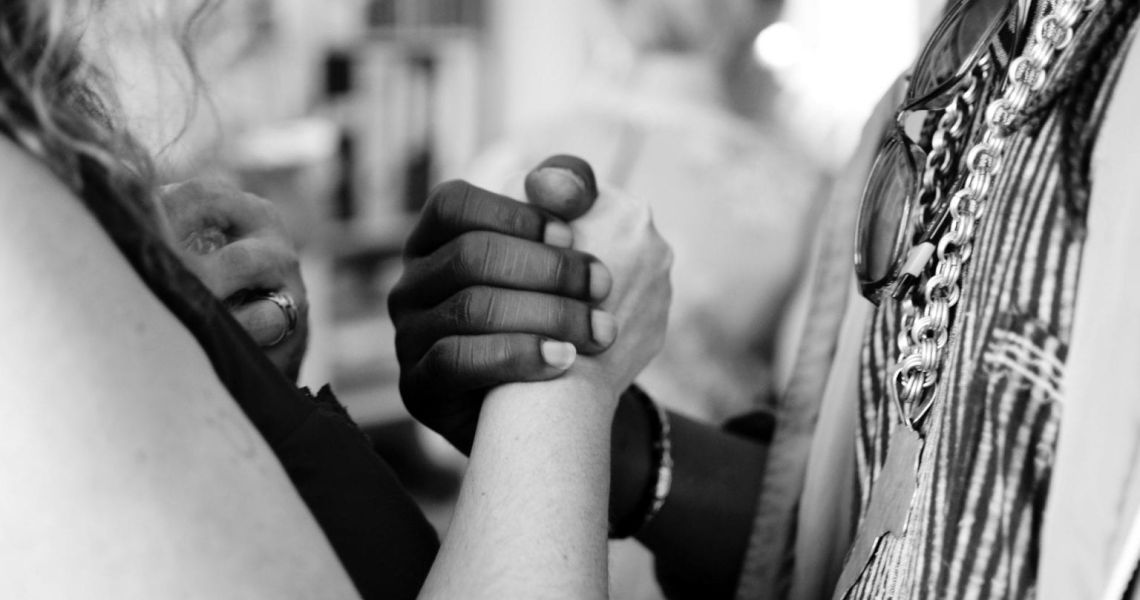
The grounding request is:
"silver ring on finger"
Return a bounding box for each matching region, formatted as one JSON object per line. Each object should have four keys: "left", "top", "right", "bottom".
{"left": 258, "top": 290, "right": 298, "bottom": 347}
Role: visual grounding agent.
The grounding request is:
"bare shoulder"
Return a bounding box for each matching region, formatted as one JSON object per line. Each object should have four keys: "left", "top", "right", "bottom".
{"left": 0, "top": 135, "right": 227, "bottom": 410}
{"left": 0, "top": 138, "right": 356, "bottom": 598}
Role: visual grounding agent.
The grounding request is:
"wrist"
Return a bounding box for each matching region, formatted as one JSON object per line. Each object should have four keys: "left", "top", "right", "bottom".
{"left": 483, "top": 371, "right": 618, "bottom": 439}
{"left": 561, "top": 360, "right": 623, "bottom": 414}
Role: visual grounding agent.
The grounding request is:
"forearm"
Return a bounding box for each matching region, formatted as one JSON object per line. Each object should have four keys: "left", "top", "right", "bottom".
{"left": 610, "top": 395, "right": 769, "bottom": 597}
{"left": 421, "top": 372, "right": 616, "bottom": 599}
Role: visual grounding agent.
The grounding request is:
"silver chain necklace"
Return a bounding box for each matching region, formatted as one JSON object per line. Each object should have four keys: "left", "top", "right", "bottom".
{"left": 891, "top": 0, "right": 1102, "bottom": 430}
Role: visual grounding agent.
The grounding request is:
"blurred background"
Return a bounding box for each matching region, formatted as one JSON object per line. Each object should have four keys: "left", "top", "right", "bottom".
{"left": 111, "top": 0, "right": 946, "bottom": 597}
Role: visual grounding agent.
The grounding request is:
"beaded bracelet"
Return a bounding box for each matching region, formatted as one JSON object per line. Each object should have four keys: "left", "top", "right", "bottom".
{"left": 609, "top": 384, "right": 673, "bottom": 539}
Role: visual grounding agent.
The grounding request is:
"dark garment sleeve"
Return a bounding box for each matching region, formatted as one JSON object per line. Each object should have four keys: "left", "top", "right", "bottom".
{"left": 281, "top": 386, "right": 439, "bottom": 600}
{"left": 722, "top": 409, "right": 778, "bottom": 445}
{"left": 651, "top": 409, "right": 776, "bottom": 600}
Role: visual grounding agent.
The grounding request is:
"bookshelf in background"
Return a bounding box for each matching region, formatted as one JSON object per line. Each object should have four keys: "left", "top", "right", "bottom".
{"left": 318, "top": 0, "right": 488, "bottom": 431}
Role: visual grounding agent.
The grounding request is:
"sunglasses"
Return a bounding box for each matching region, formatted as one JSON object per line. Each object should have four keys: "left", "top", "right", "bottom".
{"left": 855, "top": 0, "right": 1032, "bottom": 305}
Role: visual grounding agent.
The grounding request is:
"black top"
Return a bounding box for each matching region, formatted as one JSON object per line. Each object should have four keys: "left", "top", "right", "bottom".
{"left": 76, "top": 159, "right": 439, "bottom": 599}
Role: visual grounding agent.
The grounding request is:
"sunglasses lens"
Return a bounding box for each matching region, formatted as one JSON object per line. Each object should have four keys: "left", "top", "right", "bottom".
{"left": 856, "top": 134, "right": 923, "bottom": 288}
{"left": 908, "top": 0, "right": 1014, "bottom": 108}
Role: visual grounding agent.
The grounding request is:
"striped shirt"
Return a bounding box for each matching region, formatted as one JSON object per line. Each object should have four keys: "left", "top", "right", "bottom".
{"left": 848, "top": 4, "right": 1139, "bottom": 599}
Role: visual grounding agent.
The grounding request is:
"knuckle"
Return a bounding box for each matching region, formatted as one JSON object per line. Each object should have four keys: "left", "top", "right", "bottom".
{"left": 508, "top": 206, "right": 533, "bottom": 235}
{"left": 497, "top": 335, "right": 527, "bottom": 369}
{"left": 424, "top": 180, "right": 455, "bottom": 218}
{"left": 453, "top": 286, "right": 494, "bottom": 328}
{"left": 445, "top": 340, "right": 469, "bottom": 381}
{"left": 427, "top": 180, "right": 471, "bottom": 220}
{"left": 549, "top": 253, "right": 569, "bottom": 288}
{"left": 420, "top": 338, "right": 458, "bottom": 377}
{"left": 491, "top": 335, "right": 544, "bottom": 376}
{"left": 219, "top": 242, "right": 258, "bottom": 276}
{"left": 476, "top": 235, "right": 505, "bottom": 283}
{"left": 505, "top": 336, "right": 546, "bottom": 374}
{"left": 476, "top": 336, "right": 514, "bottom": 372}
{"left": 552, "top": 252, "right": 583, "bottom": 292}
{"left": 452, "top": 232, "right": 494, "bottom": 283}
{"left": 548, "top": 297, "right": 576, "bottom": 337}
{"left": 494, "top": 196, "right": 534, "bottom": 234}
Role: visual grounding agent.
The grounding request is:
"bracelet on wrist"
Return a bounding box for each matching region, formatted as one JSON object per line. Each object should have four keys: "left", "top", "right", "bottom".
{"left": 609, "top": 384, "right": 673, "bottom": 539}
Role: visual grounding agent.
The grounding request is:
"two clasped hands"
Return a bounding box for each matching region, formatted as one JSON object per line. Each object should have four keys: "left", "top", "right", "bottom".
{"left": 162, "top": 155, "right": 672, "bottom": 417}
{"left": 163, "top": 154, "right": 759, "bottom": 596}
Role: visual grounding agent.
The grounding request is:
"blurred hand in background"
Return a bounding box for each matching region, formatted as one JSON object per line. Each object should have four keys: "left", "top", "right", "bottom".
{"left": 157, "top": 179, "right": 310, "bottom": 381}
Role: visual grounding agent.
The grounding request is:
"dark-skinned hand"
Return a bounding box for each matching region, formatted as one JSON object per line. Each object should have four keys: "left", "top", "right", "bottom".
{"left": 389, "top": 156, "right": 615, "bottom": 454}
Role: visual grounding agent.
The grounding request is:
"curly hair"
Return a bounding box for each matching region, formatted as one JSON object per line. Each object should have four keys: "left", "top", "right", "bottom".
{"left": 0, "top": 1, "right": 209, "bottom": 222}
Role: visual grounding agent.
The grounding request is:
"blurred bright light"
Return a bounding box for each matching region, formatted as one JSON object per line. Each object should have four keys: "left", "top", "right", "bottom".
{"left": 767, "top": 0, "right": 919, "bottom": 168}
{"left": 752, "top": 22, "right": 804, "bottom": 71}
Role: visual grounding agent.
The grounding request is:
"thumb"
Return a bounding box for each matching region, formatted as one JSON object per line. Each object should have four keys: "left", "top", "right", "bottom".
{"left": 524, "top": 154, "right": 598, "bottom": 221}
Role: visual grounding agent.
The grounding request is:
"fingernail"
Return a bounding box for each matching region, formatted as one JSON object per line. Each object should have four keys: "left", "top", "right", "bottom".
{"left": 534, "top": 155, "right": 598, "bottom": 200}
{"left": 592, "top": 310, "right": 618, "bottom": 347}
{"left": 589, "top": 261, "right": 612, "bottom": 301}
{"left": 527, "top": 165, "right": 595, "bottom": 220}
{"left": 541, "top": 340, "right": 577, "bottom": 370}
{"left": 535, "top": 167, "right": 588, "bottom": 198}
{"left": 544, "top": 220, "right": 574, "bottom": 248}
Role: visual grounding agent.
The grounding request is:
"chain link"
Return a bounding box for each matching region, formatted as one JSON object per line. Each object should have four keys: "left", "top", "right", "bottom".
{"left": 891, "top": 0, "right": 1097, "bottom": 429}
{"left": 920, "top": 94, "right": 968, "bottom": 208}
